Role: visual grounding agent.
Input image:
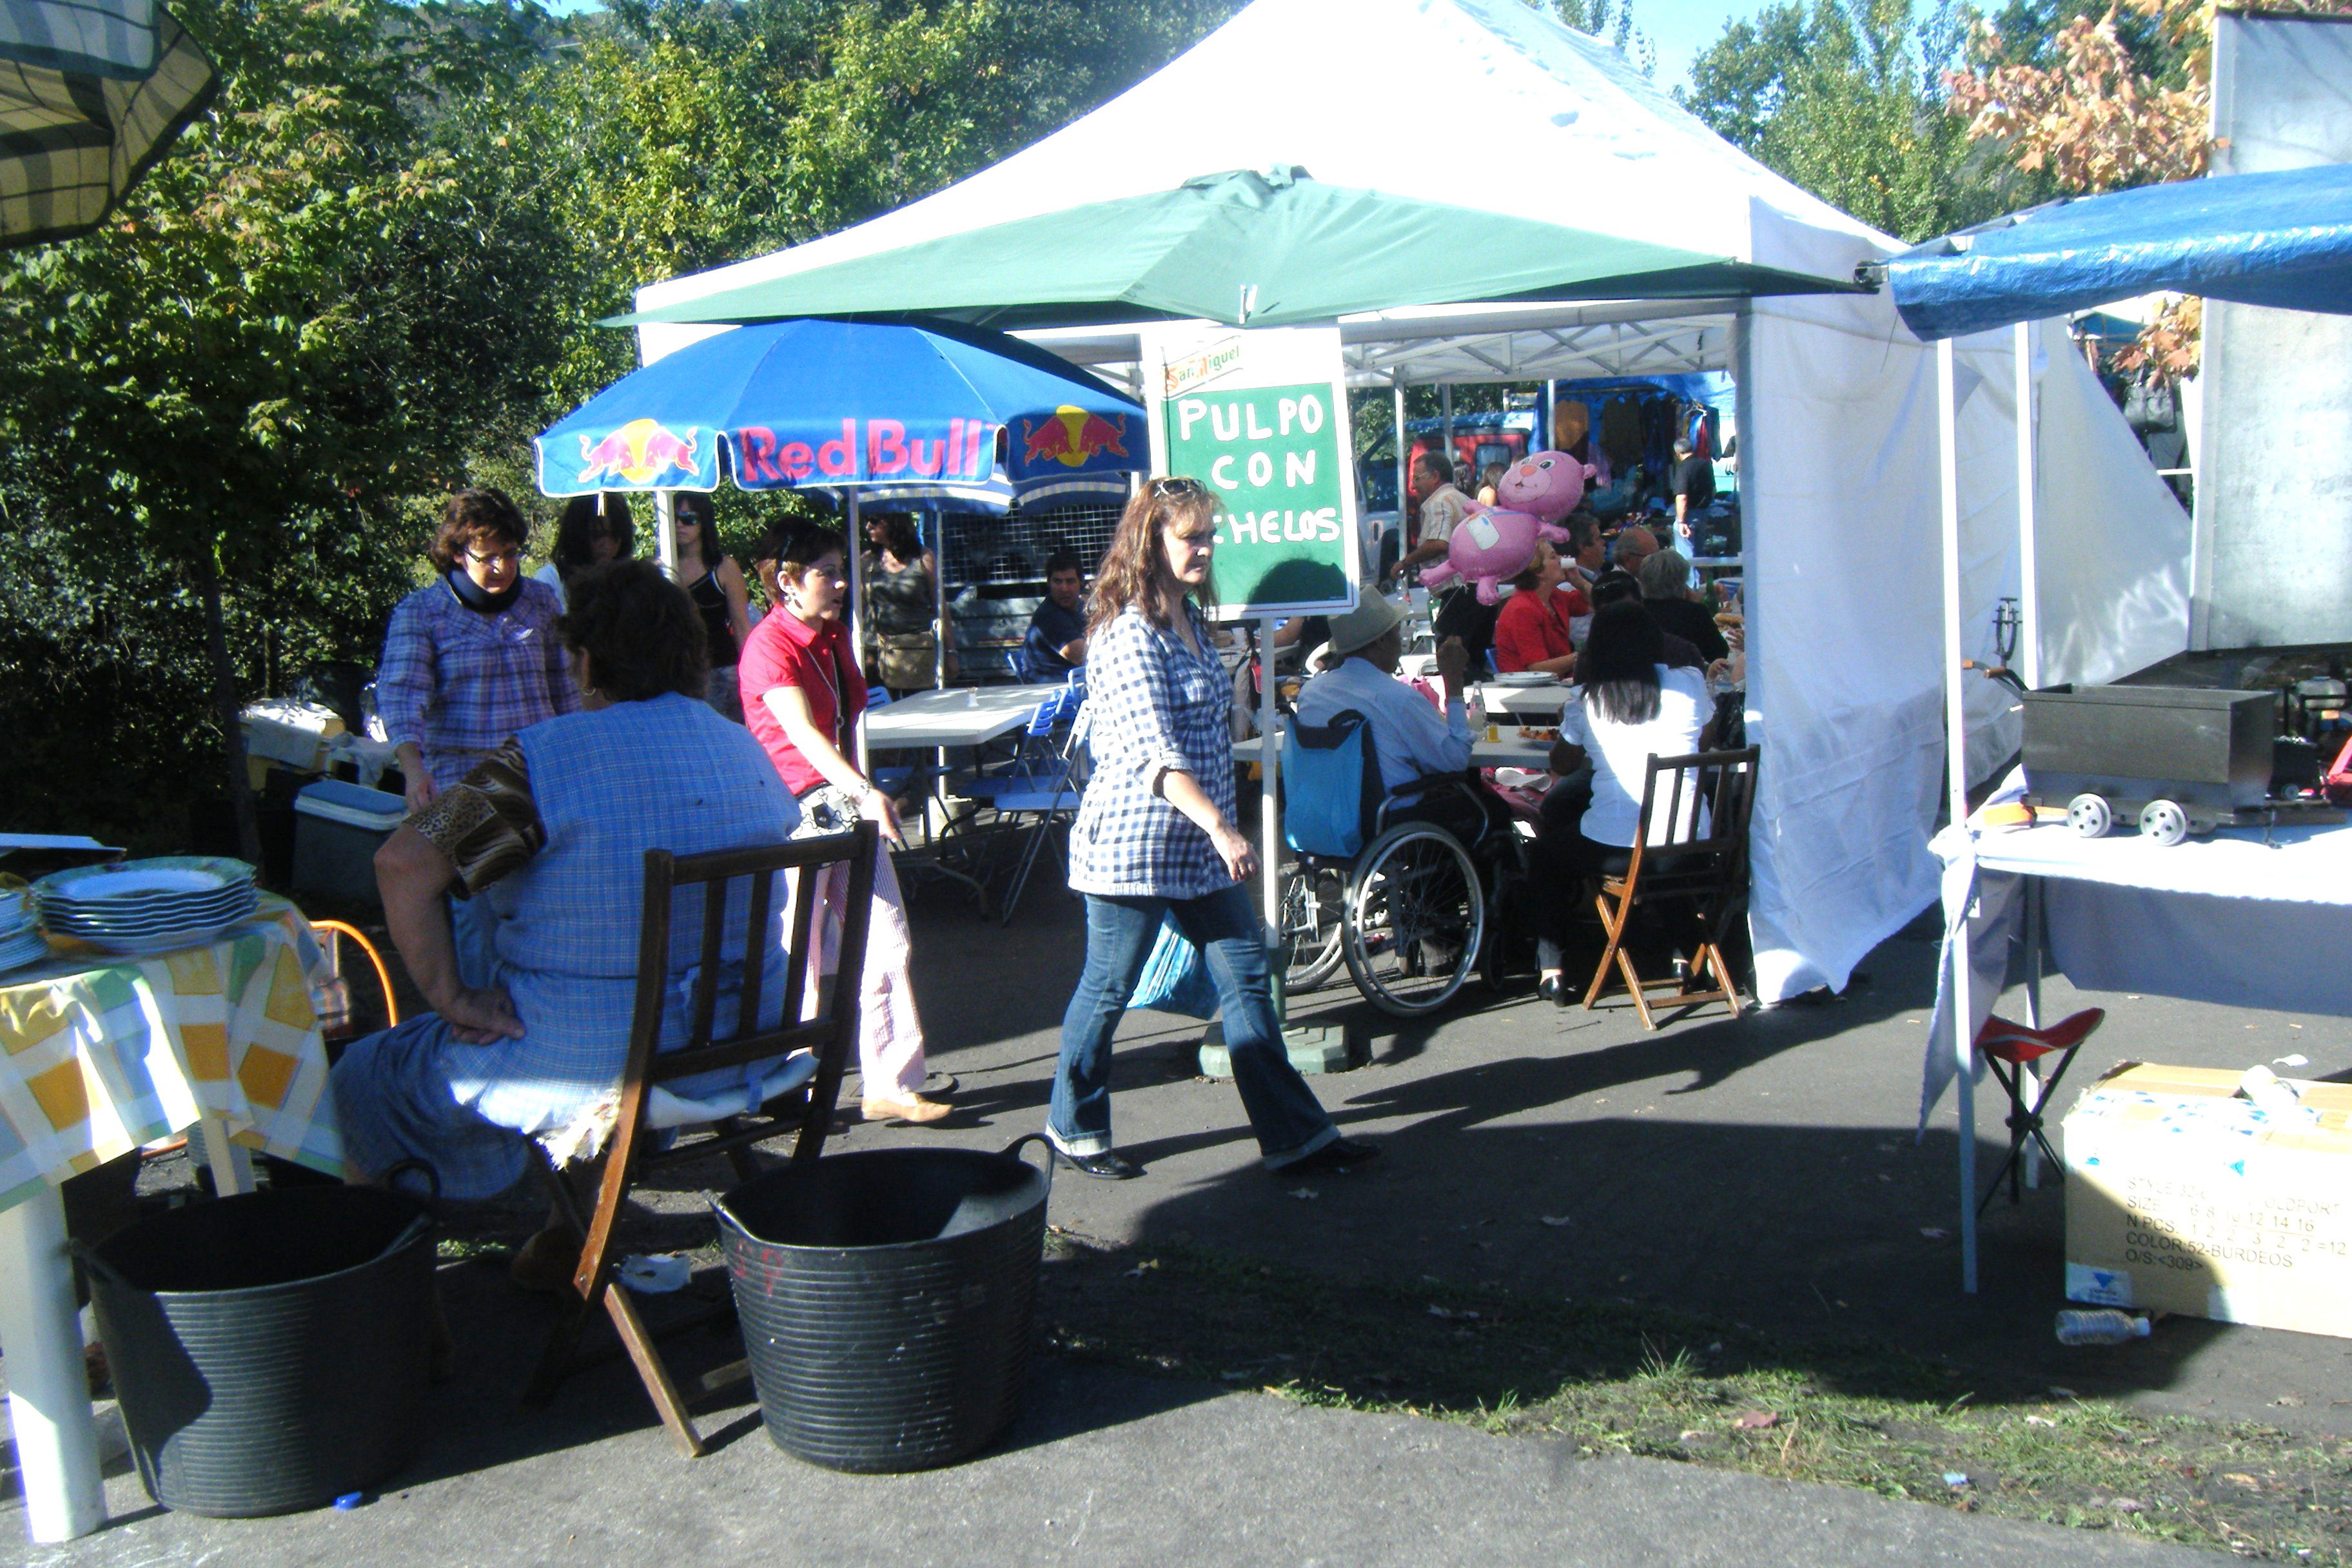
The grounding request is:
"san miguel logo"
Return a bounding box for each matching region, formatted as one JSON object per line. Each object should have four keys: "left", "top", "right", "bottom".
{"left": 727, "top": 419, "right": 997, "bottom": 484}
{"left": 1019, "top": 406, "right": 1131, "bottom": 469}
{"left": 1161, "top": 337, "right": 1244, "bottom": 400}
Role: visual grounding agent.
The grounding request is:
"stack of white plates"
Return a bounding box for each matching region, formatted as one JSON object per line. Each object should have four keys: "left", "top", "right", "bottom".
{"left": 33, "top": 858, "right": 260, "bottom": 956}
{"left": 0, "top": 887, "right": 44, "bottom": 972}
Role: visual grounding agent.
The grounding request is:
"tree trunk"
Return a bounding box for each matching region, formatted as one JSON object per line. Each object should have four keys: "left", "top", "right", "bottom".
{"left": 197, "top": 552, "right": 261, "bottom": 867}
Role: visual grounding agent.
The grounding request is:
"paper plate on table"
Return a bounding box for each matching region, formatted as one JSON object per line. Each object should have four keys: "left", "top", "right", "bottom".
{"left": 40, "top": 883, "right": 257, "bottom": 928}
{"left": 43, "top": 899, "right": 259, "bottom": 939}
{"left": 1491, "top": 672, "right": 1557, "bottom": 686}
{"left": 68, "top": 917, "right": 255, "bottom": 957}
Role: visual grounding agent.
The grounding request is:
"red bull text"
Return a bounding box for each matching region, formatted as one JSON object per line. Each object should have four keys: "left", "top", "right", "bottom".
{"left": 729, "top": 419, "right": 996, "bottom": 485}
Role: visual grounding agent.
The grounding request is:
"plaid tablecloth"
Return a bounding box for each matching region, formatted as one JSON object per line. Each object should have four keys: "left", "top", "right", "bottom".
{"left": 0, "top": 896, "right": 343, "bottom": 1212}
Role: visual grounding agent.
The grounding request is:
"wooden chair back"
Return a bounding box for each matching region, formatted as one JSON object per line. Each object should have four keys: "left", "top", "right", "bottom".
{"left": 1583, "top": 747, "right": 1759, "bottom": 1028}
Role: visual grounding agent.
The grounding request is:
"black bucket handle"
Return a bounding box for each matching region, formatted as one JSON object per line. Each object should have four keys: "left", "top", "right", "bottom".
{"left": 999, "top": 1133, "right": 1055, "bottom": 1201}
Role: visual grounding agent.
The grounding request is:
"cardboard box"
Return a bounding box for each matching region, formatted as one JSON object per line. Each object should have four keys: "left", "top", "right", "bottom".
{"left": 2063, "top": 1063, "right": 2352, "bottom": 1338}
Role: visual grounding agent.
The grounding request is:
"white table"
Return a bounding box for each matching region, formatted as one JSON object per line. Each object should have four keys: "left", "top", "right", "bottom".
{"left": 861, "top": 685, "right": 1061, "bottom": 750}
{"left": 1924, "top": 781, "right": 2352, "bottom": 1291}
{"left": 1474, "top": 679, "right": 1573, "bottom": 720}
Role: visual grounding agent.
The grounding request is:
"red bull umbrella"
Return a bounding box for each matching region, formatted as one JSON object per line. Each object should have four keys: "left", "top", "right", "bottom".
{"left": 533, "top": 317, "right": 1144, "bottom": 510}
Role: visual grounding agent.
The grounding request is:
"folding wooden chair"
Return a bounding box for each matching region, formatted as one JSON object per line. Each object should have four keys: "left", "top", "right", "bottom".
{"left": 525, "top": 825, "right": 878, "bottom": 1457}
{"left": 1583, "top": 746, "right": 1759, "bottom": 1029}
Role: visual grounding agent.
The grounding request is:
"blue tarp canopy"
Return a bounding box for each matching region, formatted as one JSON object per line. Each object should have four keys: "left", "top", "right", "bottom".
{"left": 1884, "top": 162, "right": 2352, "bottom": 342}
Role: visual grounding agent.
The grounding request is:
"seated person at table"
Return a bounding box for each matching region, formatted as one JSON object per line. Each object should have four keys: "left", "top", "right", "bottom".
{"left": 1588, "top": 571, "right": 1707, "bottom": 671}
{"left": 1296, "top": 598, "right": 1483, "bottom": 837}
{"left": 1020, "top": 549, "right": 1091, "bottom": 680}
{"left": 1638, "top": 548, "right": 1730, "bottom": 664}
{"left": 331, "top": 562, "right": 803, "bottom": 1212}
{"left": 1492, "top": 541, "right": 1577, "bottom": 677}
{"left": 1527, "top": 602, "right": 1714, "bottom": 1005}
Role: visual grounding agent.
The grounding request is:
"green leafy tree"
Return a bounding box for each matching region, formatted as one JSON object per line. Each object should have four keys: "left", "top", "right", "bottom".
{"left": 1678, "top": 0, "right": 2032, "bottom": 242}
{"left": 0, "top": 0, "right": 565, "bottom": 854}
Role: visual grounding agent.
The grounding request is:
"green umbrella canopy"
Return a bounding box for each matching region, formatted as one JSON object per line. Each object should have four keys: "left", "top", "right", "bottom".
{"left": 611, "top": 167, "right": 1857, "bottom": 333}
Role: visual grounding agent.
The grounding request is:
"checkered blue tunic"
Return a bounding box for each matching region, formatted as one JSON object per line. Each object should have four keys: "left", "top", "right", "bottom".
{"left": 331, "top": 692, "right": 801, "bottom": 1199}
{"left": 1066, "top": 603, "right": 1237, "bottom": 900}
{"left": 375, "top": 576, "right": 579, "bottom": 789}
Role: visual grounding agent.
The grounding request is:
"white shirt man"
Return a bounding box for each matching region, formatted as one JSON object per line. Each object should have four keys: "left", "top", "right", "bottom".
{"left": 1388, "top": 454, "right": 1474, "bottom": 588}
{"left": 1295, "top": 598, "right": 1471, "bottom": 795}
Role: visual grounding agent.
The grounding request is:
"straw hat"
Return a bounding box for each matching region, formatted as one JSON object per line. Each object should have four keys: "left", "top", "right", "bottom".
{"left": 1327, "top": 594, "right": 1407, "bottom": 656}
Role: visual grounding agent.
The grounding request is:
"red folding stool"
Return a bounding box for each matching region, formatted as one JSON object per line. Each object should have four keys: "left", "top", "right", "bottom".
{"left": 1975, "top": 1008, "right": 2104, "bottom": 1214}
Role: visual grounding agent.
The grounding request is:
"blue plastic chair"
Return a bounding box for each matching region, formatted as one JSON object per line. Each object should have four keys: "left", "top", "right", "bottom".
{"left": 985, "top": 698, "right": 1090, "bottom": 923}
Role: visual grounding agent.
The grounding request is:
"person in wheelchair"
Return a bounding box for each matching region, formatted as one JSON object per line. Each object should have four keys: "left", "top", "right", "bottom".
{"left": 1529, "top": 601, "right": 1718, "bottom": 1004}
{"left": 1293, "top": 597, "right": 1485, "bottom": 835}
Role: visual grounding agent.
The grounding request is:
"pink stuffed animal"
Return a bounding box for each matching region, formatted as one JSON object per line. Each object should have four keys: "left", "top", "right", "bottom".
{"left": 1418, "top": 505, "right": 1571, "bottom": 605}
{"left": 1496, "top": 449, "right": 1597, "bottom": 524}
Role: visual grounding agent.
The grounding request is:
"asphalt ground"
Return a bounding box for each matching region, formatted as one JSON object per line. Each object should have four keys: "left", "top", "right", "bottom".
{"left": 6, "top": 872, "right": 2347, "bottom": 1562}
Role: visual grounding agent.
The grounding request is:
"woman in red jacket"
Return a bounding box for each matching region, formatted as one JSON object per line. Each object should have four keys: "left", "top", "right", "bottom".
{"left": 1491, "top": 541, "right": 1578, "bottom": 676}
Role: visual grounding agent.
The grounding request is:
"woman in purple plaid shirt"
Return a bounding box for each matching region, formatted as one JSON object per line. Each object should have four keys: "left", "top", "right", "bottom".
{"left": 1046, "top": 478, "right": 1378, "bottom": 1182}
{"left": 377, "top": 489, "right": 580, "bottom": 981}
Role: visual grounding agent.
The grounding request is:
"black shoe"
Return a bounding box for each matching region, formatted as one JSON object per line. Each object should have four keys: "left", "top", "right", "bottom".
{"left": 1053, "top": 1147, "right": 1144, "bottom": 1181}
{"left": 1278, "top": 1137, "right": 1382, "bottom": 1177}
{"left": 1536, "top": 974, "right": 1576, "bottom": 1007}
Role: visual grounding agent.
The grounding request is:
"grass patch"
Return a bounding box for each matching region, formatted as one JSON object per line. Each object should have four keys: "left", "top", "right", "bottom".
{"left": 1039, "top": 1227, "right": 2352, "bottom": 1562}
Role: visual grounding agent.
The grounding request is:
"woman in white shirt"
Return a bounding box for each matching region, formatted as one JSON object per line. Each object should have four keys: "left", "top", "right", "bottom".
{"left": 1531, "top": 602, "right": 1713, "bottom": 1003}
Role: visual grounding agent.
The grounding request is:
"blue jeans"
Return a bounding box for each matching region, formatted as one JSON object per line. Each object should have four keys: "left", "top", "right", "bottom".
{"left": 1050, "top": 882, "right": 1338, "bottom": 1167}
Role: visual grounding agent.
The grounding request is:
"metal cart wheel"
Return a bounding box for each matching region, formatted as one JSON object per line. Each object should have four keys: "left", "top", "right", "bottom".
{"left": 2138, "top": 798, "right": 2190, "bottom": 847}
{"left": 1341, "top": 822, "right": 1486, "bottom": 1018}
{"left": 2066, "top": 792, "right": 2113, "bottom": 839}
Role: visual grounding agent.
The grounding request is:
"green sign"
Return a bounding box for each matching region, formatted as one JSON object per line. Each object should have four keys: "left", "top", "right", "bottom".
{"left": 1145, "top": 327, "right": 1358, "bottom": 616}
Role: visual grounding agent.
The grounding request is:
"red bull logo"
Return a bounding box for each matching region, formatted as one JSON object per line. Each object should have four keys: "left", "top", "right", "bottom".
{"left": 577, "top": 419, "right": 701, "bottom": 486}
{"left": 1019, "top": 406, "right": 1129, "bottom": 470}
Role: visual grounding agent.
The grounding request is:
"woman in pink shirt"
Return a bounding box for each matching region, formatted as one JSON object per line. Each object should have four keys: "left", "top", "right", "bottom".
{"left": 738, "top": 522, "right": 946, "bottom": 1125}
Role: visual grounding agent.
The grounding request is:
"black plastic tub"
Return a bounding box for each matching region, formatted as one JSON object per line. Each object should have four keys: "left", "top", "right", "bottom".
{"left": 714, "top": 1139, "right": 1050, "bottom": 1473}
{"left": 81, "top": 1184, "right": 435, "bottom": 1516}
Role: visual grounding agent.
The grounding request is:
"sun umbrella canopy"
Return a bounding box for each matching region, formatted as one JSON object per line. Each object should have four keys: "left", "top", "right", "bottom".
{"left": 610, "top": 167, "right": 1858, "bottom": 334}
{"left": 534, "top": 317, "right": 1146, "bottom": 506}
{"left": 1882, "top": 163, "right": 2352, "bottom": 342}
{"left": 1, "top": 0, "right": 216, "bottom": 249}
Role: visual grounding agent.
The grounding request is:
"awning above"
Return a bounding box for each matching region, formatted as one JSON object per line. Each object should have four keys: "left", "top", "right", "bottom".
{"left": 1883, "top": 162, "right": 2352, "bottom": 341}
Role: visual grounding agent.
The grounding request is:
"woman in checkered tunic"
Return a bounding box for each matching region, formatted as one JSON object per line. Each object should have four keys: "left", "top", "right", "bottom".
{"left": 1046, "top": 479, "right": 1379, "bottom": 1182}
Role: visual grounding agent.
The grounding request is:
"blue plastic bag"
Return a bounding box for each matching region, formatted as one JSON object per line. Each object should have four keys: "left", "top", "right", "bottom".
{"left": 1126, "top": 914, "right": 1220, "bottom": 1019}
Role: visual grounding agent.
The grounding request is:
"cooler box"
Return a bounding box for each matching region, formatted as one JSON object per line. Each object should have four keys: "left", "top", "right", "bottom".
{"left": 293, "top": 780, "right": 405, "bottom": 906}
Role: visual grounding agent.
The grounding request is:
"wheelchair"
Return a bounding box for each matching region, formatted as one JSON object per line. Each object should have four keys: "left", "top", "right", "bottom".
{"left": 1274, "top": 708, "right": 1528, "bottom": 1017}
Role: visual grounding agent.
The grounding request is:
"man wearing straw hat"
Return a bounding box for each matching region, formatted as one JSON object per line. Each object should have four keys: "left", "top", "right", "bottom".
{"left": 1294, "top": 598, "right": 1473, "bottom": 797}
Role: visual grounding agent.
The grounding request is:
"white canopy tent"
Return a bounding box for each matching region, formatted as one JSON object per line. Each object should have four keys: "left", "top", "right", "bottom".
{"left": 633, "top": 0, "right": 2188, "bottom": 1003}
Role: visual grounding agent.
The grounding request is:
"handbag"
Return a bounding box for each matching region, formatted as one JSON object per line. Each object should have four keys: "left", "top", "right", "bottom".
{"left": 874, "top": 630, "right": 938, "bottom": 691}
{"left": 1126, "top": 914, "right": 1220, "bottom": 1019}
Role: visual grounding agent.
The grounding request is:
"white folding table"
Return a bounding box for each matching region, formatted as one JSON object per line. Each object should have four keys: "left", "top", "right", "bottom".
{"left": 860, "top": 685, "right": 1061, "bottom": 751}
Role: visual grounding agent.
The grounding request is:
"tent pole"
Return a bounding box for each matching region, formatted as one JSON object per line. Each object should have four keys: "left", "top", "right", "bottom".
{"left": 654, "top": 490, "right": 678, "bottom": 579}
{"left": 1543, "top": 379, "right": 1556, "bottom": 451}
{"left": 2014, "top": 321, "right": 2042, "bottom": 692}
{"left": 1259, "top": 614, "right": 1283, "bottom": 1027}
{"left": 1440, "top": 382, "right": 1454, "bottom": 473}
{"left": 1392, "top": 377, "right": 1408, "bottom": 570}
{"left": 1938, "top": 337, "right": 1979, "bottom": 1295}
{"left": 848, "top": 489, "right": 868, "bottom": 774}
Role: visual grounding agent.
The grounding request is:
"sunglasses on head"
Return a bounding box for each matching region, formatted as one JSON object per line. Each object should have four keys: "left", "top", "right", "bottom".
{"left": 1146, "top": 476, "right": 1206, "bottom": 498}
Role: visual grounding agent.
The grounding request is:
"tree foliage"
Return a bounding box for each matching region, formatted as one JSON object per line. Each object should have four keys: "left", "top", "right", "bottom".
{"left": 1678, "top": 0, "right": 2027, "bottom": 244}
{"left": 0, "top": 0, "right": 1242, "bottom": 848}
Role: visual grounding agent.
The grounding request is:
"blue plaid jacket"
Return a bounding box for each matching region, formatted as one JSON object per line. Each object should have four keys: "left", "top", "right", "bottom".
{"left": 1066, "top": 603, "right": 1236, "bottom": 899}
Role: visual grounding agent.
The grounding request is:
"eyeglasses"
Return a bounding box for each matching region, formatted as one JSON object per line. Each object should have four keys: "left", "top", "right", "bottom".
{"left": 464, "top": 547, "right": 521, "bottom": 567}
{"left": 1146, "top": 476, "right": 1206, "bottom": 498}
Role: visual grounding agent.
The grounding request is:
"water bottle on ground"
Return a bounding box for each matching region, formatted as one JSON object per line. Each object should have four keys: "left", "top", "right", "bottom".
{"left": 2055, "top": 1308, "right": 2151, "bottom": 1346}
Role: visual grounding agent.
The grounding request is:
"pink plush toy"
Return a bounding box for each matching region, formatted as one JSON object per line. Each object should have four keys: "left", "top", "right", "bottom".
{"left": 1496, "top": 449, "right": 1597, "bottom": 524}
{"left": 1418, "top": 505, "right": 1571, "bottom": 605}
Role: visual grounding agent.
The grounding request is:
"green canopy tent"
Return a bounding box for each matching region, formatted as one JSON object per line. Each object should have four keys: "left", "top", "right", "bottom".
{"left": 610, "top": 168, "right": 1857, "bottom": 333}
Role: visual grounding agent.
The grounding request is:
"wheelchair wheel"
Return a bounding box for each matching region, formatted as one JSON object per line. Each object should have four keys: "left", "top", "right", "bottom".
{"left": 1278, "top": 861, "right": 1348, "bottom": 992}
{"left": 1342, "top": 823, "right": 1485, "bottom": 1017}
